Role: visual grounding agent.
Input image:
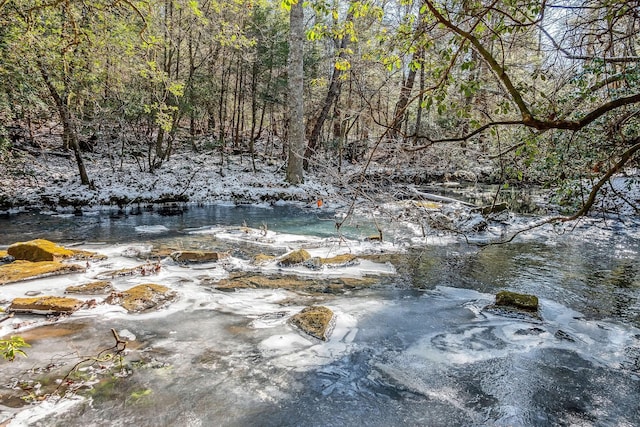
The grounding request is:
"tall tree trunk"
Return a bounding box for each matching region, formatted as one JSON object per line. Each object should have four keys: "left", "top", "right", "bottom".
{"left": 286, "top": 0, "right": 304, "bottom": 184}
{"left": 391, "top": 61, "right": 418, "bottom": 141}
{"left": 303, "top": 9, "right": 354, "bottom": 169}
{"left": 38, "top": 62, "right": 91, "bottom": 187}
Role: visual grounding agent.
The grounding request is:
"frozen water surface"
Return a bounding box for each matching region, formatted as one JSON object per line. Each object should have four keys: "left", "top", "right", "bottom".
{"left": 0, "top": 205, "right": 639, "bottom": 426}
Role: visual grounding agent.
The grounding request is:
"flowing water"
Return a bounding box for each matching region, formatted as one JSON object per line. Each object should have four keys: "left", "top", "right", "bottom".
{"left": 1, "top": 205, "right": 639, "bottom": 426}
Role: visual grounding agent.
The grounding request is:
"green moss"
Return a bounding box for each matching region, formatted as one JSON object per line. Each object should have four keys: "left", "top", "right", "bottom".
{"left": 495, "top": 290, "right": 539, "bottom": 311}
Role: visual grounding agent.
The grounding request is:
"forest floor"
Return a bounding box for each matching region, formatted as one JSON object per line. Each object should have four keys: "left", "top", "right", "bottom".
{"left": 0, "top": 133, "right": 486, "bottom": 212}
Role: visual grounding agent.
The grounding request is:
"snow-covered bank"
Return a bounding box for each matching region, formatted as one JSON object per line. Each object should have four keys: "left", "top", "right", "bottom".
{"left": 2, "top": 136, "right": 638, "bottom": 248}
{"left": 0, "top": 145, "right": 336, "bottom": 213}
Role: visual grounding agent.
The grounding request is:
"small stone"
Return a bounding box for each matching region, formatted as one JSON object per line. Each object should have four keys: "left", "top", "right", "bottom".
{"left": 495, "top": 290, "right": 539, "bottom": 312}
{"left": 277, "top": 249, "right": 311, "bottom": 266}
{"left": 253, "top": 254, "right": 276, "bottom": 265}
{"left": 290, "top": 306, "right": 335, "bottom": 341}
{"left": 65, "top": 281, "right": 114, "bottom": 295}
{"left": 320, "top": 254, "right": 358, "bottom": 268}
{"left": 171, "top": 251, "right": 228, "bottom": 263}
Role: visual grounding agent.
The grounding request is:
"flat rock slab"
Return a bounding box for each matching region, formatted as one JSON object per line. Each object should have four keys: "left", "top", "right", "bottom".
{"left": 8, "top": 239, "right": 75, "bottom": 262}
{"left": 213, "top": 273, "right": 378, "bottom": 293}
{"left": 171, "top": 251, "right": 228, "bottom": 263}
{"left": 290, "top": 306, "right": 335, "bottom": 341}
{"left": 65, "top": 280, "right": 114, "bottom": 295}
{"left": 95, "top": 263, "right": 161, "bottom": 280}
{"left": 305, "top": 254, "right": 360, "bottom": 269}
{"left": 106, "top": 284, "right": 177, "bottom": 313}
{"left": 9, "top": 296, "right": 83, "bottom": 314}
{"left": 0, "top": 260, "right": 86, "bottom": 285}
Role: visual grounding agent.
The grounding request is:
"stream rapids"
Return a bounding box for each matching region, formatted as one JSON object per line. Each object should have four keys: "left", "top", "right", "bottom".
{"left": 1, "top": 204, "right": 639, "bottom": 426}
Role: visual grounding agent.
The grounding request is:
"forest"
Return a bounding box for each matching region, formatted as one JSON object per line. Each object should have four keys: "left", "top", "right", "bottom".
{"left": 0, "top": 0, "right": 639, "bottom": 218}
{"left": 2, "top": 2, "right": 640, "bottom": 424}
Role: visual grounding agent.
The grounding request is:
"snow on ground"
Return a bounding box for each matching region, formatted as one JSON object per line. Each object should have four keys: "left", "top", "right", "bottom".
{"left": 1, "top": 136, "right": 638, "bottom": 244}
{"left": 0, "top": 142, "right": 339, "bottom": 212}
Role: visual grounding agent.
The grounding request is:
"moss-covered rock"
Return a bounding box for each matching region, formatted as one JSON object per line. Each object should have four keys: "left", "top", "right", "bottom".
{"left": 277, "top": 249, "right": 311, "bottom": 266}
{"left": 9, "top": 296, "right": 83, "bottom": 314}
{"left": 290, "top": 306, "right": 335, "bottom": 341}
{"left": 0, "top": 260, "right": 85, "bottom": 285}
{"left": 213, "top": 273, "right": 377, "bottom": 293}
{"left": 170, "top": 251, "right": 228, "bottom": 263}
{"left": 65, "top": 280, "right": 114, "bottom": 295}
{"left": 495, "top": 290, "right": 539, "bottom": 311}
{"left": 320, "top": 254, "right": 359, "bottom": 267}
{"left": 70, "top": 249, "right": 108, "bottom": 261}
{"left": 252, "top": 254, "right": 276, "bottom": 265}
{"left": 7, "top": 239, "right": 75, "bottom": 262}
{"left": 95, "top": 263, "right": 161, "bottom": 280}
{"left": 106, "top": 284, "right": 177, "bottom": 313}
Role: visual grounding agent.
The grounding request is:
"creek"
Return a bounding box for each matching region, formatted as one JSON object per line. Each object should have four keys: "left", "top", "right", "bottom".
{"left": 1, "top": 204, "right": 639, "bottom": 426}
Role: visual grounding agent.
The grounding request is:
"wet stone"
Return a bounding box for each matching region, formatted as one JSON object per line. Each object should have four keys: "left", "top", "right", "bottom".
{"left": 495, "top": 290, "right": 539, "bottom": 312}
{"left": 252, "top": 254, "right": 276, "bottom": 265}
{"left": 290, "top": 306, "right": 335, "bottom": 341}
{"left": 106, "top": 284, "right": 177, "bottom": 313}
{"left": 7, "top": 239, "right": 74, "bottom": 262}
{"left": 0, "top": 260, "right": 86, "bottom": 285}
{"left": 277, "top": 249, "right": 311, "bottom": 266}
{"left": 9, "top": 296, "right": 83, "bottom": 315}
{"left": 171, "top": 251, "right": 228, "bottom": 263}
{"left": 65, "top": 281, "right": 114, "bottom": 295}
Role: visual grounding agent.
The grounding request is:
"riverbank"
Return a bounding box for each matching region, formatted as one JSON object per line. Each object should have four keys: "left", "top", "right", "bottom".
{"left": 2, "top": 136, "right": 638, "bottom": 246}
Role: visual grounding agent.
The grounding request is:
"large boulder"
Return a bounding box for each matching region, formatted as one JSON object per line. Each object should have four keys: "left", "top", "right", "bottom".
{"left": 106, "top": 284, "right": 177, "bottom": 313}
{"left": 290, "top": 306, "right": 335, "bottom": 341}
{"left": 8, "top": 239, "right": 74, "bottom": 262}
{"left": 0, "top": 261, "right": 85, "bottom": 285}
{"left": 9, "top": 296, "right": 83, "bottom": 314}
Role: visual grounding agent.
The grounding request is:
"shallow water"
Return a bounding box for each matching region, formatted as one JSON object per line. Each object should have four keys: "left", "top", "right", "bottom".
{"left": 1, "top": 205, "right": 639, "bottom": 426}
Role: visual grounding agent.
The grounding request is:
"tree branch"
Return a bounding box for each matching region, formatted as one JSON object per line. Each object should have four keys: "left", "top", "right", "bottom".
{"left": 424, "top": 0, "right": 640, "bottom": 136}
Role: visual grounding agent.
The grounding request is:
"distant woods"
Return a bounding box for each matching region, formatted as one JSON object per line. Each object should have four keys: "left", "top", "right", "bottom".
{"left": 0, "top": 0, "right": 638, "bottom": 208}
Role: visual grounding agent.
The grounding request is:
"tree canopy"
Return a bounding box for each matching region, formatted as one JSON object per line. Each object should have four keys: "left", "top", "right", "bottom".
{"left": 0, "top": 0, "right": 638, "bottom": 217}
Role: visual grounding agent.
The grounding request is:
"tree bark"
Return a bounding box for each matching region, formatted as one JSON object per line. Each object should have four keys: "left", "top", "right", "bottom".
{"left": 286, "top": 0, "right": 305, "bottom": 184}
{"left": 304, "top": 20, "right": 352, "bottom": 169}
{"left": 38, "top": 61, "right": 91, "bottom": 187}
